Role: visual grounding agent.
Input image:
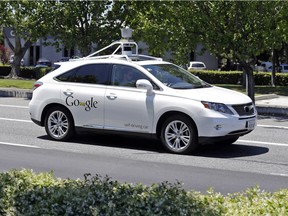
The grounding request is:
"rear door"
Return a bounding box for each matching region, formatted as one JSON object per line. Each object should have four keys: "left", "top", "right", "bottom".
{"left": 58, "top": 63, "right": 111, "bottom": 128}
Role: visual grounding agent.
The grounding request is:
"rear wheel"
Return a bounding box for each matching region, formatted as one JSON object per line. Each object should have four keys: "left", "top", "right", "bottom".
{"left": 44, "top": 106, "right": 74, "bottom": 141}
{"left": 160, "top": 115, "right": 198, "bottom": 154}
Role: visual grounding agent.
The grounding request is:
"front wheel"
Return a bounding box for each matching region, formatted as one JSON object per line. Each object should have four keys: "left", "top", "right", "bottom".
{"left": 44, "top": 106, "right": 74, "bottom": 141}
{"left": 160, "top": 115, "right": 198, "bottom": 154}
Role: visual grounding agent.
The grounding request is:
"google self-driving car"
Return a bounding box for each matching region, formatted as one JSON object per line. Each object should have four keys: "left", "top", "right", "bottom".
{"left": 29, "top": 30, "right": 256, "bottom": 154}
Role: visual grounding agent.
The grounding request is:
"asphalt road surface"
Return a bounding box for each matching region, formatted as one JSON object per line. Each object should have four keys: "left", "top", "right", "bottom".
{"left": 0, "top": 97, "right": 288, "bottom": 194}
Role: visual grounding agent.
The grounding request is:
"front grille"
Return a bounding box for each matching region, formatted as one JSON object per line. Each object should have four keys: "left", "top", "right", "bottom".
{"left": 232, "top": 103, "right": 255, "bottom": 116}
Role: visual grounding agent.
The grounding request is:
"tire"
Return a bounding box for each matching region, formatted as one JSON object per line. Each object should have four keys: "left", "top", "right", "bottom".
{"left": 44, "top": 106, "right": 74, "bottom": 141}
{"left": 160, "top": 115, "right": 198, "bottom": 154}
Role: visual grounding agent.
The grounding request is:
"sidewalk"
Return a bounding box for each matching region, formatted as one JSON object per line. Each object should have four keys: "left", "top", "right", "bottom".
{"left": 0, "top": 87, "right": 287, "bottom": 117}
{"left": 255, "top": 94, "right": 288, "bottom": 117}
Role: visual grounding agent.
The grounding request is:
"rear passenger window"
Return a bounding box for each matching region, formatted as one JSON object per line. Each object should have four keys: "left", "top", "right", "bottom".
{"left": 56, "top": 64, "right": 110, "bottom": 85}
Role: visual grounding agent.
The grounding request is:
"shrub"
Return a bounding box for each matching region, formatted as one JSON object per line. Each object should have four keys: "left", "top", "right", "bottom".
{"left": 190, "top": 70, "right": 288, "bottom": 86}
{"left": 0, "top": 66, "right": 12, "bottom": 76}
{"left": 190, "top": 70, "right": 242, "bottom": 84}
{"left": 0, "top": 66, "right": 52, "bottom": 79}
{"left": 1, "top": 169, "right": 288, "bottom": 215}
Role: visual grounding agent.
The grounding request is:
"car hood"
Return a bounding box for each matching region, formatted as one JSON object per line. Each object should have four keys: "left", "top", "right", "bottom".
{"left": 173, "top": 86, "right": 252, "bottom": 105}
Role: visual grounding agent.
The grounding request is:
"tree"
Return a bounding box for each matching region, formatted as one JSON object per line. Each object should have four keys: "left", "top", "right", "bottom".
{"left": 193, "top": 1, "right": 287, "bottom": 102}
{"left": 0, "top": 1, "right": 56, "bottom": 78}
{"left": 126, "top": 1, "right": 287, "bottom": 102}
{"left": 125, "top": 1, "right": 199, "bottom": 64}
{"left": 49, "top": 0, "right": 128, "bottom": 57}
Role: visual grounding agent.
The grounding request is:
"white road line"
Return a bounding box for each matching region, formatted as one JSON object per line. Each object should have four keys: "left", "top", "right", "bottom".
{"left": 257, "top": 124, "right": 288, "bottom": 130}
{"left": 0, "top": 117, "right": 32, "bottom": 123}
{"left": 238, "top": 139, "right": 288, "bottom": 147}
{"left": 0, "top": 104, "right": 28, "bottom": 109}
{"left": 270, "top": 173, "right": 288, "bottom": 177}
{"left": 0, "top": 141, "right": 40, "bottom": 149}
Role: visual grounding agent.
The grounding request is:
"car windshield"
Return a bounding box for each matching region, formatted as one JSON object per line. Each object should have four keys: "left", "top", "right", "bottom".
{"left": 143, "top": 64, "right": 211, "bottom": 89}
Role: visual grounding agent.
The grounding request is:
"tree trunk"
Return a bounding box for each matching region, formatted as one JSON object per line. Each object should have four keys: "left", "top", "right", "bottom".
{"left": 271, "top": 49, "right": 276, "bottom": 87}
{"left": 4, "top": 33, "right": 33, "bottom": 79}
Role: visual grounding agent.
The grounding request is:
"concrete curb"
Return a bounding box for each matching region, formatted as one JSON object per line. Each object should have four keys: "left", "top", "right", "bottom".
{"left": 0, "top": 88, "right": 32, "bottom": 99}
{"left": 256, "top": 106, "right": 288, "bottom": 117}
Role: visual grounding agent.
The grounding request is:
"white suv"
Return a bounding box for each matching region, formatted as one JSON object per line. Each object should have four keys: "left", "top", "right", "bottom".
{"left": 29, "top": 37, "right": 256, "bottom": 154}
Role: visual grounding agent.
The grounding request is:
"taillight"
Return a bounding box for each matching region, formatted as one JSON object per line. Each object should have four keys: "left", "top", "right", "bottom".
{"left": 33, "top": 81, "right": 43, "bottom": 91}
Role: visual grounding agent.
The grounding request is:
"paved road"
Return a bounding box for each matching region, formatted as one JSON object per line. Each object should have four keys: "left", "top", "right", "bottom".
{"left": 0, "top": 97, "right": 288, "bottom": 194}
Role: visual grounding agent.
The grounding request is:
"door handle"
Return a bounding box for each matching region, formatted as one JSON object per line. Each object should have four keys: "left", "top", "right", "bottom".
{"left": 63, "top": 89, "right": 73, "bottom": 96}
{"left": 106, "top": 93, "right": 117, "bottom": 100}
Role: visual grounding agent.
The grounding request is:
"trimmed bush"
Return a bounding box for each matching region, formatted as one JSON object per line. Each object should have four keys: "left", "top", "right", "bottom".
{"left": 0, "top": 66, "right": 12, "bottom": 76}
{"left": 190, "top": 70, "right": 242, "bottom": 84}
{"left": 189, "top": 70, "right": 288, "bottom": 86}
{"left": 0, "top": 169, "right": 288, "bottom": 215}
{"left": 0, "top": 66, "right": 52, "bottom": 79}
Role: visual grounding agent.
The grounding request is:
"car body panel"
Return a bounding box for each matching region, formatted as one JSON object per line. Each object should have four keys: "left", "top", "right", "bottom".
{"left": 29, "top": 56, "right": 257, "bottom": 147}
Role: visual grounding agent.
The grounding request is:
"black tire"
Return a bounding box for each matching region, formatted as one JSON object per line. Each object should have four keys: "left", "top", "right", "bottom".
{"left": 44, "top": 106, "right": 74, "bottom": 141}
{"left": 160, "top": 115, "right": 198, "bottom": 154}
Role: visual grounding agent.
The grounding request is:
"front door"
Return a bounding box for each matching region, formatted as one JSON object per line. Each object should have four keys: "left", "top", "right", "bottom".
{"left": 104, "top": 64, "right": 154, "bottom": 133}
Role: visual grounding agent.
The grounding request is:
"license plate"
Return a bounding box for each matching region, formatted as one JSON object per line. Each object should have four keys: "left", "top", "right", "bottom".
{"left": 246, "top": 120, "right": 256, "bottom": 130}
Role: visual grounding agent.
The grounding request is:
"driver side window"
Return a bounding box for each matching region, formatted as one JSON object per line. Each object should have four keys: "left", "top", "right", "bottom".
{"left": 111, "top": 65, "right": 147, "bottom": 87}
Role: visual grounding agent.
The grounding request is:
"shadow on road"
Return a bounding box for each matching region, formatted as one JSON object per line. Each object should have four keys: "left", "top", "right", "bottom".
{"left": 38, "top": 132, "right": 269, "bottom": 158}
{"left": 193, "top": 143, "right": 269, "bottom": 158}
{"left": 39, "top": 133, "right": 165, "bottom": 153}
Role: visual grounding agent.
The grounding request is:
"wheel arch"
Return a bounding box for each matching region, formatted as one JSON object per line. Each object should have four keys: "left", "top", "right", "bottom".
{"left": 40, "top": 103, "right": 74, "bottom": 126}
{"left": 156, "top": 111, "right": 198, "bottom": 139}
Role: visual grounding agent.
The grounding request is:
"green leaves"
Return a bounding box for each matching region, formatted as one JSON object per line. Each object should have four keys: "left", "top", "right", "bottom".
{"left": 1, "top": 169, "right": 288, "bottom": 215}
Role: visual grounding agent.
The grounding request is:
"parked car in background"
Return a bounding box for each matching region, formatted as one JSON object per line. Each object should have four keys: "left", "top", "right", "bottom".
{"left": 188, "top": 61, "right": 206, "bottom": 70}
{"left": 36, "top": 58, "right": 52, "bottom": 67}
{"left": 279, "top": 64, "right": 288, "bottom": 73}
{"left": 265, "top": 63, "right": 288, "bottom": 73}
{"left": 260, "top": 62, "right": 272, "bottom": 72}
{"left": 58, "top": 57, "right": 70, "bottom": 62}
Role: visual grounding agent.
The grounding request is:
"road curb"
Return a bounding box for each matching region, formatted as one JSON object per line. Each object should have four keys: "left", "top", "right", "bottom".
{"left": 0, "top": 88, "right": 32, "bottom": 99}
{"left": 256, "top": 106, "right": 288, "bottom": 117}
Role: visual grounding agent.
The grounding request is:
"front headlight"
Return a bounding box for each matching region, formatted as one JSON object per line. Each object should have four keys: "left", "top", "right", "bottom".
{"left": 201, "top": 101, "right": 234, "bottom": 115}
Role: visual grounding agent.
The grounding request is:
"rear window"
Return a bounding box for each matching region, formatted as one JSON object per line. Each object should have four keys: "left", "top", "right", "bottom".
{"left": 56, "top": 64, "right": 110, "bottom": 85}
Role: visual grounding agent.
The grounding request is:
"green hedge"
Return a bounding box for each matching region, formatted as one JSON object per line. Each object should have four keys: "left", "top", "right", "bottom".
{"left": 0, "top": 169, "right": 288, "bottom": 215}
{"left": 0, "top": 66, "right": 52, "bottom": 79}
{"left": 190, "top": 70, "right": 288, "bottom": 86}
{"left": 0, "top": 65, "right": 11, "bottom": 76}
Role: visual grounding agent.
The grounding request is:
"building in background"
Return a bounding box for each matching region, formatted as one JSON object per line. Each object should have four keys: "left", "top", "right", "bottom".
{"left": 3, "top": 27, "right": 80, "bottom": 66}
{"left": 3, "top": 27, "right": 218, "bottom": 69}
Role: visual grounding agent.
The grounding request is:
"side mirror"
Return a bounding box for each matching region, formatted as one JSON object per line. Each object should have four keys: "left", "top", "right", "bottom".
{"left": 136, "top": 79, "right": 153, "bottom": 95}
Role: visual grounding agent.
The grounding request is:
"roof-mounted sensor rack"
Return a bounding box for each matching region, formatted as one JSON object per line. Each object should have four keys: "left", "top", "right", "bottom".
{"left": 71, "top": 28, "right": 162, "bottom": 62}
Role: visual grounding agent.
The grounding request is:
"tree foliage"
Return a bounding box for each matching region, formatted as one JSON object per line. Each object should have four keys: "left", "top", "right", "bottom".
{"left": 125, "top": 1, "right": 199, "bottom": 63}
{"left": 0, "top": 1, "right": 56, "bottom": 78}
{"left": 50, "top": 0, "right": 127, "bottom": 56}
{"left": 125, "top": 0, "right": 288, "bottom": 101}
